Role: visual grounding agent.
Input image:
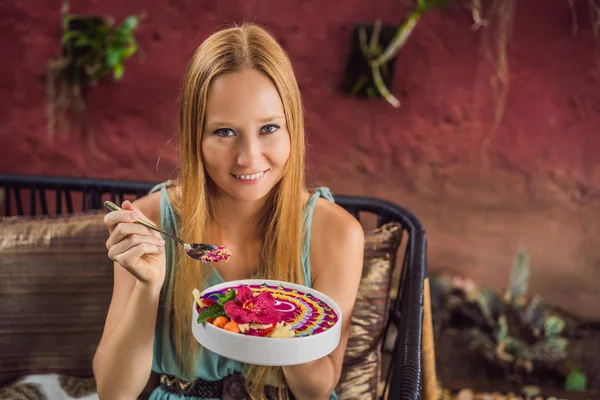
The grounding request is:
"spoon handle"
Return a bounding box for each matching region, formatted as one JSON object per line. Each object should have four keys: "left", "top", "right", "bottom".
{"left": 103, "top": 200, "right": 183, "bottom": 245}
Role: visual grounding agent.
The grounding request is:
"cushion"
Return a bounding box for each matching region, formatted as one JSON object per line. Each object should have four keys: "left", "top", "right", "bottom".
{"left": 0, "top": 373, "right": 98, "bottom": 400}
{"left": 335, "top": 222, "right": 403, "bottom": 400}
{"left": 0, "top": 212, "right": 112, "bottom": 387}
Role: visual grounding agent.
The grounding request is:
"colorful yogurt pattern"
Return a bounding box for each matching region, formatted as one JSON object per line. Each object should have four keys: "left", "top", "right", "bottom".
{"left": 203, "top": 283, "right": 339, "bottom": 337}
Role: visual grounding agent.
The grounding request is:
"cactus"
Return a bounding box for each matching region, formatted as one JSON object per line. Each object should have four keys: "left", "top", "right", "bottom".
{"left": 434, "top": 248, "right": 569, "bottom": 376}
{"left": 478, "top": 249, "right": 567, "bottom": 373}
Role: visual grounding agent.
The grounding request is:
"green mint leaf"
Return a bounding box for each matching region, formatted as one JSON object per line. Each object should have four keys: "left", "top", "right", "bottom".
{"left": 197, "top": 304, "right": 226, "bottom": 324}
{"left": 217, "top": 289, "right": 237, "bottom": 306}
{"left": 226, "top": 288, "right": 237, "bottom": 301}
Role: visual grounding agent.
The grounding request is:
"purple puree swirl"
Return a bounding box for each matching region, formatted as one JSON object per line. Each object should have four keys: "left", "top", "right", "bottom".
{"left": 203, "top": 283, "right": 339, "bottom": 337}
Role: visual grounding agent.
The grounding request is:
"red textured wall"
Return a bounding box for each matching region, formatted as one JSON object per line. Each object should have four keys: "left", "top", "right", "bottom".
{"left": 1, "top": 0, "right": 599, "bottom": 320}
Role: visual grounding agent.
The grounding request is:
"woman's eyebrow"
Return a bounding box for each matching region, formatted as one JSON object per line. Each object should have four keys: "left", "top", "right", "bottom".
{"left": 205, "top": 115, "right": 285, "bottom": 127}
{"left": 205, "top": 120, "right": 230, "bottom": 127}
{"left": 258, "top": 115, "right": 285, "bottom": 123}
{"left": 204, "top": 117, "right": 237, "bottom": 128}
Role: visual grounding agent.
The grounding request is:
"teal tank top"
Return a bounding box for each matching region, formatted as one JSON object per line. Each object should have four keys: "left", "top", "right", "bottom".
{"left": 147, "top": 181, "right": 338, "bottom": 400}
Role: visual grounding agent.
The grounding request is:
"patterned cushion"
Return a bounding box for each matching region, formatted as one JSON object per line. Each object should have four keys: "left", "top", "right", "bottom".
{"left": 0, "top": 373, "right": 98, "bottom": 400}
{"left": 0, "top": 212, "right": 112, "bottom": 387}
{"left": 335, "top": 222, "right": 403, "bottom": 400}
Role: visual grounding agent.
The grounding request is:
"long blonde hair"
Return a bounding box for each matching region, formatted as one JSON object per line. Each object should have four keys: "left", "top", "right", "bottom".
{"left": 171, "top": 23, "right": 305, "bottom": 399}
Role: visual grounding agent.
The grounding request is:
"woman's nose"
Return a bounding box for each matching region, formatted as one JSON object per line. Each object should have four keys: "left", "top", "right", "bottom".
{"left": 236, "top": 136, "right": 261, "bottom": 168}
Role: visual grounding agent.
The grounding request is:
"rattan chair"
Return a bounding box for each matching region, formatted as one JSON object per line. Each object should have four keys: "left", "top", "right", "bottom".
{"left": 0, "top": 174, "right": 436, "bottom": 400}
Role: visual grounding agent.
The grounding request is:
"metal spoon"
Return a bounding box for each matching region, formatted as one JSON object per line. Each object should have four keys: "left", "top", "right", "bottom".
{"left": 103, "top": 201, "right": 231, "bottom": 263}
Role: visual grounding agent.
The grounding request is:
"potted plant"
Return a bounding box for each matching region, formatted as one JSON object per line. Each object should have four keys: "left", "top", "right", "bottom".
{"left": 47, "top": 0, "right": 144, "bottom": 139}
{"left": 465, "top": 249, "right": 570, "bottom": 379}
{"left": 341, "top": 0, "right": 449, "bottom": 108}
{"left": 430, "top": 248, "right": 596, "bottom": 396}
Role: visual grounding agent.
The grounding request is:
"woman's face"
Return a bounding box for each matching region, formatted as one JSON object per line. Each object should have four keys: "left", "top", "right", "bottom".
{"left": 201, "top": 69, "right": 291, "bottom": 203}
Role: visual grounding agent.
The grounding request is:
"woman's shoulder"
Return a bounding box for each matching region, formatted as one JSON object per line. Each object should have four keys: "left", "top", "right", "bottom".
{"left": 311, "top": 197, "right": 364, "bottom": 244}
{"left": 309, "top": 196, "right": 364, "bottom": 269}
{"left": 307, "top": 194, "right": 364, "bottom": 284}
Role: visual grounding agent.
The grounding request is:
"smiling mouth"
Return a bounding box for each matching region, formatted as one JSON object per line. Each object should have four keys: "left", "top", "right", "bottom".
{"left": 231, "top": 170, "right": 269, "bottom": 181}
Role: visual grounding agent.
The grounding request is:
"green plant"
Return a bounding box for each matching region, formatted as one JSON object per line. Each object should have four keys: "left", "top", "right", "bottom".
{"left": 47, "top": 0, "right": 144, "bottom": 139}
{"left": 565, "top": 366, "right": 587, "bottom": 392}
{"left": 465, "top": 248, "right": 568, "bottom": 376}
{"left": 353, "top": 0, "right": 449, "bottom": 107}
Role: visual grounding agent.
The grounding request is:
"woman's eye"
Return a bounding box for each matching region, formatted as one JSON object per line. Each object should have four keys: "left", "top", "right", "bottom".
{"left": 261, "top": 124, "right": 280, "bottom": 134}
{"left": 214, "top": 128, "right": 235, "bottom": 137}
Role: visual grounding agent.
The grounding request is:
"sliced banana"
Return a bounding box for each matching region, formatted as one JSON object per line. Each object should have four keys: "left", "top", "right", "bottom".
{"left": 192, "top": 288, "right": 203, "bottom": 308}
{"left": 270, "top": 323, "right": 295, "bottom": 338}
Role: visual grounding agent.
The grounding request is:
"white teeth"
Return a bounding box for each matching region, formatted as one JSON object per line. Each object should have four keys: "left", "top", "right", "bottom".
{"left": 234, "top": 171, "right": 266, "bottom": 180}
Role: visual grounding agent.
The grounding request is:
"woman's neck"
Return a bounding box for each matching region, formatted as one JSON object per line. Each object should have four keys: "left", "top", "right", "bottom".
{"left": 211, "top": 191, "right": 271, "bottom": 241}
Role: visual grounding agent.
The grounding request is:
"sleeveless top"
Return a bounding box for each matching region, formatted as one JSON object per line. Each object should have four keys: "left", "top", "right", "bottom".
{"left": 147, "top": 181, "right": 338, "bottom": 400}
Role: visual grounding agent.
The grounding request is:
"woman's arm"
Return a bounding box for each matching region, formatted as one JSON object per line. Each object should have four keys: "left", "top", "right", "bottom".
{"left": 93, "top": 280, "right": 162, "bottom": 400}
{"left": 283, "top": 200, "right": 365, "bottom": 399}
{"left": 93, "top": 193, "right": 165, "bottom": 400}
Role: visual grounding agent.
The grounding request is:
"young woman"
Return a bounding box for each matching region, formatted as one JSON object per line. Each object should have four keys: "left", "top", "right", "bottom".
{"left": 93, "top": 23, "right": 364, "bottom": 400}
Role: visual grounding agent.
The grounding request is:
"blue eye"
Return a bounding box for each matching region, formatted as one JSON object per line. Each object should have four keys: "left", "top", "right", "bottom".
{"left": 214, "top": 128, "right": 235, "bottom": 137}
{"left": 261, "top": 124, "right": 279, "bottom": 134}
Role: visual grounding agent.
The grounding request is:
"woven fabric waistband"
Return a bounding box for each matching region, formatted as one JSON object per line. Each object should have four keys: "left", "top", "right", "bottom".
{"left": 159, "top": 373, "right": 293, "bottom": 399}
{"left": 160, "top": 374, "right": 225, "bottom": 398}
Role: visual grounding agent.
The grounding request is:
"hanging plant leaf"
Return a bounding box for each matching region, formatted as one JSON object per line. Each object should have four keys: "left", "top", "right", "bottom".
{"left": 122, "top": 43, "right": 138, "bottom": 58}
{"left": 61, "top": 30, "right": 84, "bottom": 44}
{"left": 113, "top": 63, "right": 124, "bottom": 80}
{"left": 417, "top": 0, "right": 450, "bottom": 13}
{"left": 107, "top": 49, "right": 121, "bottom": 68}
{"left": 341, "top": 0, "right": 449, "bottom": 107}
{"left": 341, "top": 23, "right": 399, "bottom": 99}
{"left": 120, "top": 15, "right": 139, "bottom": 32}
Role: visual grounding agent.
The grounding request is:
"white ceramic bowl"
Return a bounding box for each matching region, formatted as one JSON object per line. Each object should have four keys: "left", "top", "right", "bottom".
{"left": 191, "top": 279, "right": 343, "bottom": 366}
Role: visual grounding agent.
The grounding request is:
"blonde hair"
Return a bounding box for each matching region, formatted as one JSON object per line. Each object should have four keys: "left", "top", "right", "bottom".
{"left": 171, "top": 23, "right": 305, "bottom": 399}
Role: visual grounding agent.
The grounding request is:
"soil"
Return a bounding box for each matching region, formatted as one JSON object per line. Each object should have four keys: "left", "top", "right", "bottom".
{"left": 434, "top": 310, "right": 600, "bottom": 400}
{"left": 440, "top": 385, "right": 599, "bottom": 400}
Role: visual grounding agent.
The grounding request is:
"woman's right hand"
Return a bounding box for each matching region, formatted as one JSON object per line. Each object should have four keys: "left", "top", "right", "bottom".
{"left": 104, "top": 200, "right": 166, "bottom": 289}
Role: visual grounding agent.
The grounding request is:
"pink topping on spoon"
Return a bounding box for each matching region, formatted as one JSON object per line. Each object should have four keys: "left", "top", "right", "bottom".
{"left": 200, "top": 246, "right": 232, "bottom": 263}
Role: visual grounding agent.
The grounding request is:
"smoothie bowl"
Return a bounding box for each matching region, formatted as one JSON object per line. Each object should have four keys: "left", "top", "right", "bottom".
{"left": 191, "top": 279, "right": 343, "bottom": 366}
